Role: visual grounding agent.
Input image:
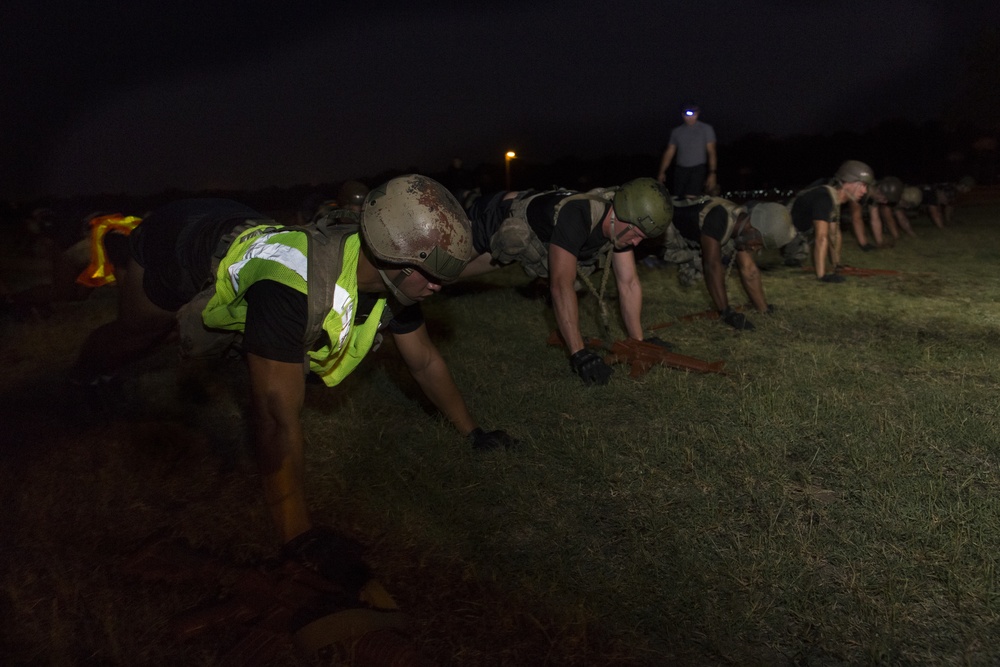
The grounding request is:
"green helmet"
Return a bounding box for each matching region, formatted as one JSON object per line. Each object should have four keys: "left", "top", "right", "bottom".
{"left": 835, "top": 160, "right": 875, "bottom": 185}
{"left": 337, "top": 179, "right": 370, "bottom": 208}
{"left": 360, "top": 174, "right": 473, "bottom": 283}
{"left": 876, "top": 176, "right": 904, "bottom": 203}
{"left": 612, "top": 178, "right": 673, "bottom": 238}
{"left": 900, "top": 186, "right": 923, "bottom": 208}
{"left": 748, "top": 202, "right": 796, "bottom": 249}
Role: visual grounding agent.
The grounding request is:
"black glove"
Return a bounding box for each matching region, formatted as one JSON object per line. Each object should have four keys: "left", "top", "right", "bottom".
{"left": 281, "top": 526, "right": 371, "bottom": 594}
{"left": 644, "top": 336, "right": 675, "bottom": 351}
{"left": 569, "top": 349, "right": 613, "bottom": 385}
{"left": 720, "top": 306, "right": 754, "bottom": 331}
{"left": 819, "top": 273, "right": 846, "bottom": 283}
{"left": 469, "top": 428, "right": 519, "bottom": 451}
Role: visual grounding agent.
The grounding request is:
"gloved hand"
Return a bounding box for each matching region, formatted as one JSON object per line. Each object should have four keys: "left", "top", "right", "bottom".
{"left": 819, "top": 273, "right": 846, "bottom": 283}
{"left": 469, "top": 428, "right": 519, "bottom": 451}
{"left": 644, "top": 336, "right": 675, "bottom": 351}
{"left": 569, "top": 349, "right": 613, "bottom": 385}
{"left": 281, "top": 526, "right": 371, "bottom": 593}
{"left": 720, "top": 306, "right": 754, "bottom": 331}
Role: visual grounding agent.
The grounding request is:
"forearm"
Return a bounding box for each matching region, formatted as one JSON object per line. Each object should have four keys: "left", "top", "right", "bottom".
{"left": 552, "top": 281, "right": 585, "bottom": 353}
{"left": 736, "top": 252, "right": 767, "bottom": 311}
{"left": 617, "top": 279, "right": 644, "bottom": 340}
{"left": 657, "top": 146, "right": 676, "bottom": 177}
{"left": 256, "top": 417, "right": 311, "bottom": 543}
{"left": 813, "top": 235, "right": 828, "bottom": 277}
{"left": 703, "top": 257, "right": 728, "bottom": 312}
{"left": 247, "top": 353, "right": 310, "bottom": 543}
{"left": 410, "top": 353, "right": 477, "bottom": 436}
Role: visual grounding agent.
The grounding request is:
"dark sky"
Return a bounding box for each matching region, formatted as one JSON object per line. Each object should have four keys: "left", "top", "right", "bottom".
{"left": 2, "top": 0, "right": 997, "bottom": 200}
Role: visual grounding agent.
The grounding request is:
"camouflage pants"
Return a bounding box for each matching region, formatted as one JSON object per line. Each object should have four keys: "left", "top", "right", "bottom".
{"left": 488, "top": 216, "right": 549, "bottom": 278}
{"left": 781, "top": 231, "right": 811, "bottom": 266}
{"left": 661, "top": 225, "right": 702, "bottom": 286}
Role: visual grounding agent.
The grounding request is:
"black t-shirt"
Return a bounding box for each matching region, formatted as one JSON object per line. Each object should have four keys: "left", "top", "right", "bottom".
{"left": 526, "top": 193, "right": 621, "bottom": 261}
{"left": 242, "top": 280, "right": 424, "bottom": 363}
{"left": 672, "top": 200, "right": 728, "bottom": 244}
{"left": 789, "top": 186, "right": 838, "bottom": 232}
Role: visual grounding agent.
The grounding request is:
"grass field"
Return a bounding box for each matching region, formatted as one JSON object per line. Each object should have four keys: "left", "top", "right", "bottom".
{"left": 2, "top": 198, "right": 999, "bottom": 666}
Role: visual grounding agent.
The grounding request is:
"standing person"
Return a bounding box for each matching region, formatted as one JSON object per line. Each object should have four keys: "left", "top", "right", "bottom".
{"left": 656, "top": 103, "right": 718, "bottom": 199}
{"left": 661, "top": 198, "right": 791, "bottom": 330}
{"left": 70, "top": 174, "right": 515, "bottom": 561}
{"left": 461, "top": 178, "right": 674, "bottom": 385}
{"left": 787, "top": 160, "right": 874, "bottom": 282}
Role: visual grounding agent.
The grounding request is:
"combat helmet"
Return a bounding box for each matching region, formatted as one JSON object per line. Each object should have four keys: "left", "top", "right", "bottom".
{"left": 612, "top": 178, "right": 673, "bottom": 238}
{"left": 875, "top": 176, "right": 904, "bottom": 204}
{"left": 835, "top": 160, "right": 875, "bottom": 185}
{"left": 337, "top": 180, "right": 370, "bottom": 209}
{"left": 900, "top": 186, "right": 923, "bottom": 209}
{"left": 361, "top": 174, "right": 473, "bottom": 303}
{"left": 747, "top": 202, "right": 796, "bottom": 249}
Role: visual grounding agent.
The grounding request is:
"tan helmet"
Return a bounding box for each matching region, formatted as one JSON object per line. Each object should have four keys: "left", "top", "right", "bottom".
{"left": 835, "top": 160, "right": 875, "bottom": 185}
{"left": 613, "top": 177, "right": 673, "bottom": 238}
{"left": 900, "top": 186, "right": 923, "bottom": 208}
{"left": 337, "top": 180, "right": 370, "bottom": 208}
{"left": 748, "top": 202, "right": 796, "bottom": 249}
{"left": 360, "top": 174, "right": 473, "bottom": 283}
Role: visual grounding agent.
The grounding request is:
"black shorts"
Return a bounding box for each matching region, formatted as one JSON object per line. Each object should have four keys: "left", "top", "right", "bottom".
{"left": 673, "top": 164, "right": 708, "bottom": 198}
{"left": 129, "top": 199, "right": 268, "bottom": 311}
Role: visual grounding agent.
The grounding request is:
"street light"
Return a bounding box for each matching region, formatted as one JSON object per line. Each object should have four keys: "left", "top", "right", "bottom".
{"left": 504, "top": 151, "right": 517, "bottom": 190}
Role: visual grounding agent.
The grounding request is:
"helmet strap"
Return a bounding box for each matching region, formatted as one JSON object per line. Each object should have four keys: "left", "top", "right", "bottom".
{"left": 377, "top": 267, "right": 416, "bottom": 306}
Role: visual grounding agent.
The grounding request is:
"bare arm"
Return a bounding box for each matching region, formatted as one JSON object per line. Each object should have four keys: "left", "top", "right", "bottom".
{"left": 611, "top": 249, "right": 644, "bottom": 340}
{"left": 657, "top": 145, "right": 677, "bottom": 183}
{"left": 705, "top": 142, "right": 718, "bottom": 190}
{"left": 813, "top": 219, "right": 830, "bottom": 278}
{"left": 830, "top": 219, "right": 842, "bottom": 268}
{"left": 247, "top": 353, "right": 311, "bottom": 544}
{"left": 549, "top": 244, "right": 585, "bottom": 354}
{"left": 735, "top": 250, "right": 768, "bottom": 312}
{"left": 847, "top": 199, "right": 868, "bottom": 247}
{"left": 700, "top": 235, "right": 729, "bottom": 312}
{"left": 394, "top": 322, "right": 477, "bottom": 436}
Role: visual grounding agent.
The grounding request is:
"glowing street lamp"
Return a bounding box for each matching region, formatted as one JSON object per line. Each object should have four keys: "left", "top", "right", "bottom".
{"left": 504, "top": 151, "right": 517, "bottom": 190}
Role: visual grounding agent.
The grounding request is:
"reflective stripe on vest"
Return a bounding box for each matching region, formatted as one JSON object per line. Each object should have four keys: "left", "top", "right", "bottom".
{"left": 203, "top": 227, "right": 386, "bottom": 388}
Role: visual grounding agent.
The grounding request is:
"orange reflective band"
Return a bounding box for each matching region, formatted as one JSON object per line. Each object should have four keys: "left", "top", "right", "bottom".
{"left": 76, "top": 214, "right": 142, "bottom": 287}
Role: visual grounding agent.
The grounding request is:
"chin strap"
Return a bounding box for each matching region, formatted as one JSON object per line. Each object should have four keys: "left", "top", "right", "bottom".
{"left": 377, "top": 268, "right": 415, "bottom": 306}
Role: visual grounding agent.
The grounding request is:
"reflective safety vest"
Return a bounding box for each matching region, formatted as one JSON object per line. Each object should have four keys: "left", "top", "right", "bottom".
{"left": 197, "top": 222, "right": 388, "bottom": 387}
{"left": 76, "top": 214, "right": 142, "bottom": 287}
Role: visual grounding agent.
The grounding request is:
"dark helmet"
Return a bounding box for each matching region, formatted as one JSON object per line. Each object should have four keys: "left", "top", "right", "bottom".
{"left": 835, "top": 160, "right": 875, "bottom": 185}
{"left": 337, "top": 180, "right": 370, "bottom": 208}
{"left": 876, "top": 176, "right": 904, "bottom": 203}
{"left": 613, "top": 178, "right": 673, "bottom": 238}
{"left": 360, "top": 174, "right": 473, "bottom": 283}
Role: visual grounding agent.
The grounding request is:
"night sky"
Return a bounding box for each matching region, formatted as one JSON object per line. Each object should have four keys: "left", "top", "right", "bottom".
{"left": 2, "top": 1, "right": 997, "bottom": 200}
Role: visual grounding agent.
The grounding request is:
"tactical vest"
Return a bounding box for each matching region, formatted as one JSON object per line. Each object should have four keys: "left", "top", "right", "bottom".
{"left": 697, "top": 197, "right": 744, "bottom": 245}
{"left": 493, "top": 188, "right": 615, "bottom": 277}
{"left": 177, "top": 215, "right": 392, "bottom": 388}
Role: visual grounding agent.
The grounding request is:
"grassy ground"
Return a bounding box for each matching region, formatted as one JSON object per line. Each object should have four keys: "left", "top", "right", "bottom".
{"left": 2, "top": 200, "right": 999, "bottom": 666}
